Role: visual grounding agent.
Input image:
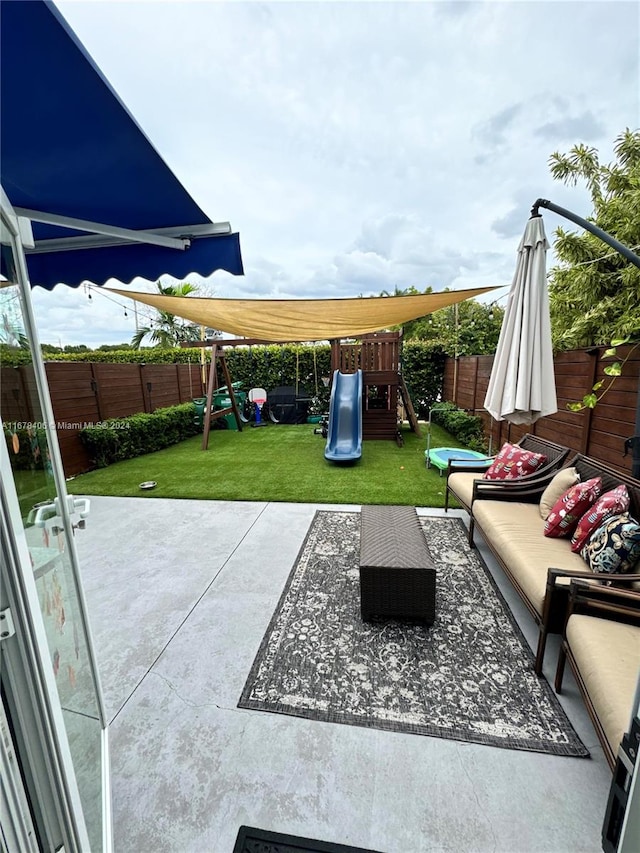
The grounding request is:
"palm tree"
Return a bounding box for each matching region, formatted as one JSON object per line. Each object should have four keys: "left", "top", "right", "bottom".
{"left": 130, "top": 281, "right": 202, "bottom": 349}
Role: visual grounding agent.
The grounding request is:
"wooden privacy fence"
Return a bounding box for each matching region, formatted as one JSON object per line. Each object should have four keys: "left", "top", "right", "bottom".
{"left": 443, "top": 344, "right": 640, "bottom": 476}
{"left": 1, "top": 361, "right": 204, "bottom": 476}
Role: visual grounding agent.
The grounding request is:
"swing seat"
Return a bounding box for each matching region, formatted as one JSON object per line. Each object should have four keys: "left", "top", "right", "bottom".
{"left": 192, "top": 397, "right": 207, "bottom": 430}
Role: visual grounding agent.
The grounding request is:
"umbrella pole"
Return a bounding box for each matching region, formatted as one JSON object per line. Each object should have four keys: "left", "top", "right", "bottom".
{"left": 452, "top": 303, "right": 459, "bottom": 404}
{"left": 632, "top": 374, "right": 640, "bottom": 479}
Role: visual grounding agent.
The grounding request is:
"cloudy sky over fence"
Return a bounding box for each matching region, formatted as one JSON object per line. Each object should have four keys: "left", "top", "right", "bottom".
{"left": 32, "top": 0, "right": 638, "bottom": 347}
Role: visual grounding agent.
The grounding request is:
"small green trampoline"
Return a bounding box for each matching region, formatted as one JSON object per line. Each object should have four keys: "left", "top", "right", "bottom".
{"left": 425, "top": 446, "right": 490, "bottom": 475}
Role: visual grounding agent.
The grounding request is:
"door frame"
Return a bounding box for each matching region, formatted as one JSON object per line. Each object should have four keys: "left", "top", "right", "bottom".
{"left": 1, "top": 189, "right": 112, "bottom": 851}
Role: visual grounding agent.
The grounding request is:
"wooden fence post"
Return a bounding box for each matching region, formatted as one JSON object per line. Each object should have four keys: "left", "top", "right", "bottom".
{"left": 90, "top": 363, "right": 105, "bottom": 421}
{"left": 472, "top": 357, "right": 479, "bottom": 412}
{"left": 580, "top": 348, "right": 600, "bottom": 455}
{"left": 176, "top": 364, "right": 182, "bottom": 403}
{"left": 140, "top": 364, "right": 152, "bottom": 412}
{"left": 19, "top": 365, "right": 34, "bottom": 422}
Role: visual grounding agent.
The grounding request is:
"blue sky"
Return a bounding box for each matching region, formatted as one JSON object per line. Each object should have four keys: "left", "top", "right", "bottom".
{"left": 32, "top": 0, "right": 639, "bottom": 346}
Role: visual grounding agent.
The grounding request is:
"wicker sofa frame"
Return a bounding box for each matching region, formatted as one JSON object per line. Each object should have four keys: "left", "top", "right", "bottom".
{"left": 444, "top": 433, "right": 571, "bottom": 514}
{"left": 468, "top": 453, "right": 640, "bottom": 674}
{"left": 555, "top": 580, "right": 640, "bottom": 770}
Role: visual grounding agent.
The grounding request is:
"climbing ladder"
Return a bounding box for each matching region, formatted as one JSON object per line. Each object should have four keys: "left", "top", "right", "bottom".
{"left": 202, "top": 344, "right": 243, "bottom": 450}
{"left": 398, "top": 373, "right": 420, "bottom": 435}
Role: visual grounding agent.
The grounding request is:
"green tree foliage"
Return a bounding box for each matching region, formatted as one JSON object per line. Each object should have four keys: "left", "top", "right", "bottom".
{"left": 404, "top": 298, "right": 504, "bottom": 356}
{"left": 130, "top": 281, "right": 202, "bottom": 349}
{"left": 97, "top": 343, "right": 133, "bottom": 351}
{"left": 548, "top": 129, "right": 640, "bottom": 349}
{"left": 41, "top": 344, "right": 97, "bottom": 353}
{"left": 389, "top": 286, "right": 504, "bottom": 356}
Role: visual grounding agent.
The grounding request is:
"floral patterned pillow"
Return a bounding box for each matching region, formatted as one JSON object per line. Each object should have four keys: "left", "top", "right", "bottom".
{"left": 581, "top": 513, "right": 640, "bottom": 574}
{"left": 483, "top": 442, "right": 547, "bottom": 481}
{"left": 543, "top": 477, "right": 602, "bottom": 538}
{"left": 570, "top": 484, "right": 630, "bottom": 552}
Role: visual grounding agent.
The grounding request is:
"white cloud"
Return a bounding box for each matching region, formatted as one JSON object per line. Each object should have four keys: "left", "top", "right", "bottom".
{"left": 26, "top": 0, "right": 639, "bottom": 344}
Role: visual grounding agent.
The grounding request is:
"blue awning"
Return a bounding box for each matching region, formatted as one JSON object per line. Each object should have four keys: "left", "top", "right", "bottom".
{"left": 0, "top": 0, "right": 244, "bottom": 289}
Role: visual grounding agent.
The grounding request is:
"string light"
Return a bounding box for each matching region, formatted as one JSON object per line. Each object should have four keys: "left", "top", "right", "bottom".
{"left": 84, "top": 283, "right": 158, "bottom": 326}
{"left": 552, "top": 244, "right": 640, "bottom": 269}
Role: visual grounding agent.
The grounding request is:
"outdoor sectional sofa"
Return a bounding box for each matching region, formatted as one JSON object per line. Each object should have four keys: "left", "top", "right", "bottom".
{"left": 455, "top": 453, "right": 640, "bottom": 676}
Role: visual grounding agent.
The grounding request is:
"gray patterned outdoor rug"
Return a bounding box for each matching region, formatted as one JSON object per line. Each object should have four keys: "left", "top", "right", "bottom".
{"left": 238, "top": 512, "right": 588, "bottom": 757}
{"left": 233, "top": 825, "right": 383, "bottom": 853}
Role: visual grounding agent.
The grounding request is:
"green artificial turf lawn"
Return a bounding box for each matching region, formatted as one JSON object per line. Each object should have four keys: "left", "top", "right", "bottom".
{"left": 70, "top": 422, "right": 470, "bottom": 507}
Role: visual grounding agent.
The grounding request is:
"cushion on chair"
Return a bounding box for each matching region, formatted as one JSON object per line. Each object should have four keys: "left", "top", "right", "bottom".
{"left": 543, "top": 477, "right": 602, "bottom": 538}
{"left": 566, "top": 614, "right": 640, "bottom": 760}
{"left": 570, "top": 485, "right": 630, "bottom": 552}
{"left": 581, "top": 512, "right": 640, "bottom": 574}
{"left": 447, "top": 471, "right": 486, "bottom": 512}
{"left": 539, "top": 467, "right": 580, "bottom": 520}
{"left": 483, "top": 442, "right": 547, "bottom": 481}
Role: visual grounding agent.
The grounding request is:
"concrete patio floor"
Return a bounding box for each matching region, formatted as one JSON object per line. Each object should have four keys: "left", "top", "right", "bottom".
{"left": 75, "top": 497, "right": 613, "bottom": 853}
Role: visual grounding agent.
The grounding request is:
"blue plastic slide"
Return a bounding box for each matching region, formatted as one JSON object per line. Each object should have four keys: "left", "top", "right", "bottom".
{"left": 324, "top": 369, "right": 363, "bottom": 462}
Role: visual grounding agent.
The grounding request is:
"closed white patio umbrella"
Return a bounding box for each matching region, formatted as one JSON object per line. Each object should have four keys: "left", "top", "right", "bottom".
{"left": 484, "top": 215, "right": 557, "bottom": 425}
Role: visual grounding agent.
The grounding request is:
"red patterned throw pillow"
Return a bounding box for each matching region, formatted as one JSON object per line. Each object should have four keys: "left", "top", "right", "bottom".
{"left": 570, "top": 484, "right": 630, "bottom": 552}
{"left": 483, "top": 442, "right": 547, "bottom": 481}
{"left": 544, "top": 477, "right": 602, "bottom": 538}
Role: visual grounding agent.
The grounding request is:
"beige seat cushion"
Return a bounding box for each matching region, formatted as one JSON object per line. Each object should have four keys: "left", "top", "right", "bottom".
{"left": 567, "top": 614, "right": 640, "bottom": 757}
{"left": 473, "top": 501, "right": 588, "bottom": 615}
{"left": 447, "top": 471, "right": 485, "bottom": 511}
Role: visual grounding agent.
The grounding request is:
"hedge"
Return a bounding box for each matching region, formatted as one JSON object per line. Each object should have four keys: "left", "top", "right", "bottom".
{"left": 3, "top": 425, "right": 49, "bottom": 471}
{"left": 429, "top": 402, "right": 488, "bottom": 453}
{"left": 401, "top": 342, "right": 446, "bottom": 418}
{"left": 78, "top": 403, "right": 201, "bottom": 468}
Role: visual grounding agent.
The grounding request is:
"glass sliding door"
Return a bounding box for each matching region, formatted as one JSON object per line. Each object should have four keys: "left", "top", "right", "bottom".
{"left": 1, "top": 194, "right": 111, "bottom": 850}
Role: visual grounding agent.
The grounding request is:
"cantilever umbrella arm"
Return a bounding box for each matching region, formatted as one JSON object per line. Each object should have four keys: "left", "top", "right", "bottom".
{"left": 531, "top": 198, "right": 640, "bottom": 269}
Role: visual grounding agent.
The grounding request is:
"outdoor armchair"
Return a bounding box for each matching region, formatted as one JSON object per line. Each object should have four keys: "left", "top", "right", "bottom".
{"left": 555, "top": 580, "right": 640, "bottom": 770}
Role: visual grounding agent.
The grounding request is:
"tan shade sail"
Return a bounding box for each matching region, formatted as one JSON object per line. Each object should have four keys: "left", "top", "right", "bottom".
{"left": 109, "top": 285, "right": 500, "bottom": 342}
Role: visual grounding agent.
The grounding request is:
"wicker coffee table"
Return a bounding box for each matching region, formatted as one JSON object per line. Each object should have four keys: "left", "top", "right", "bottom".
{"left": 359, "top": 505, "right": 436, "bottom": 624}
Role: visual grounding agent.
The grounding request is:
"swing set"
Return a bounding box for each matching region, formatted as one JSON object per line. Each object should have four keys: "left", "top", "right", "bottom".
{"left": 186, "top": 336, "right": 324, "bottom": 449}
